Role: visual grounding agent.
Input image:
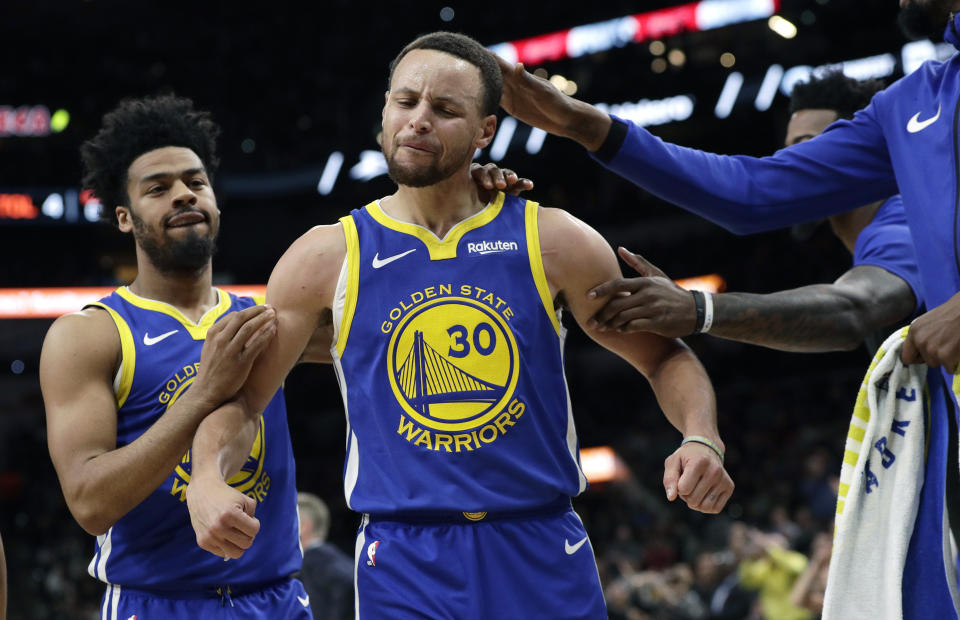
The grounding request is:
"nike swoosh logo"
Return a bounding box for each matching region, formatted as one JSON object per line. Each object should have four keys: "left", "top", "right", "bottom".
{"left": 565, "top": 536, "right": 588, "bottom": 555}
{"left": 372, "top": 248, "right": 416, "bottom": 269}
{"left": 297, "top": 594, "right": 310, "bottom": 607}
{"left": 143, "top": 330, "right": 178, "bottom": 346}
{"left": 907, "top": 105, "right": 941, "bottom": 133}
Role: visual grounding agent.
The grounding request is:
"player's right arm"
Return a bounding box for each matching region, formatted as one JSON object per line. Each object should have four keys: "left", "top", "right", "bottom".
{"left": 40, "top": 304, "right": 276, "bottom": 535}
{"left": 589, "top": 249, "right": 916, "bottom": 352}
{"left": 186, "top": 224, "right": 345, "bottom": 558}
{"left": 496, "top": 56, "right": 898, "bottom": 234}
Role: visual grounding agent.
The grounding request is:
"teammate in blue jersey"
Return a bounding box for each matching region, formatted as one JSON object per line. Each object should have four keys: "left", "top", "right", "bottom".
{"left": 495, "top": 1, "right": 960, "bottom": 372}
{"left": 494, "top": 3, "right": 960, "bottom": 614}
{"left": 39, "top": 95, "right": 315, "bottom": 619}
{"left": 586, "top": 72, "right": 923, "bottom": 354}
{"left": 186, "top": 32, "right": 734, "bottom": 619}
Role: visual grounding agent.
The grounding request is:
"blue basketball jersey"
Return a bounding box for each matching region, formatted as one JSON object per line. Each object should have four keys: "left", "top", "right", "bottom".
{"left": 86, "top": 287, "right": 301, "bottom": 591}
{"left": 332, "top": 192, "right": 588, "bottom": 515}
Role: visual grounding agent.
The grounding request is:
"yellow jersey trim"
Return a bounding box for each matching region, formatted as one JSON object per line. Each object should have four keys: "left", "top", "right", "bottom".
{"left": 525, "top": 202, "right": 562, "bottom": 336}
{"left": 336, "top": 215, "right": 361, "bottom": 357}
{"left": 116, "top": 286, "right": 232, "bottom": 340}
{"left": 365, "top": 192, "right": 506, "bottom": 261}
{"left": 88, "top": 301, "right": 136, "bottom": 409}
{"left": 251, "top": 294, "right": 266, "bottom": 305}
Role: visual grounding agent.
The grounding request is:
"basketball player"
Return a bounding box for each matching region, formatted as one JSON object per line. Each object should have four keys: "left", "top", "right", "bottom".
{"left": 186, "top": 32, "right": 733, "bottom": 618}
{"left": 493, "top": 3, "right": 960, "bottom": 611}
{"left": 39, "top": 95, "right": 313, "bottom": 619}
{"left": 582, "top": 74, "right": 957, "bottom": 617}
{"left": 587, "top": 72, "right": 923, "bottom": 354}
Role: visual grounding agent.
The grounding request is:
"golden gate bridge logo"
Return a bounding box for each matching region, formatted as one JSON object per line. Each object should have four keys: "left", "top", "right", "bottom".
{"left": 387, "top": 296, "right": 519, "bottom": 432}
{"left": 396, "top": 330, "right": 507, "bottom": 414}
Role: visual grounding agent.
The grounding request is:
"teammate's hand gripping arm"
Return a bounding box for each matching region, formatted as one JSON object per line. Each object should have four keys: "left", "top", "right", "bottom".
{"left": 40, "top": 304, "right": 276, "bottom": 535}
{"left": 187, "top": 224, "right": 345, "bottom": 558}
{"left": 539, "top": 208, "right": 733, "bottom": 514}
{"left": 588, "top": 248, "right": 916, "bottom": 352}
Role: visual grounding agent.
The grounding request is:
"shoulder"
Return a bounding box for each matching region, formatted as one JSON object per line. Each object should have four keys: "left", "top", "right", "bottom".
{"left": 282, "top": 222, "right": 347, "bottom": 263}
{"left": 534, "top": 206, "right": 619, "bottom": 298}
{"left": 41, "top": 307, "right": 120, "bottom": 378}
{"left": 536, "top": 206, "right": 610, "bottom": 254}
{"left": 268, "top": 223, "right": 347, "bottom": 311}
{"left": 536, "top": 206, "right": 616, "bottom": 269}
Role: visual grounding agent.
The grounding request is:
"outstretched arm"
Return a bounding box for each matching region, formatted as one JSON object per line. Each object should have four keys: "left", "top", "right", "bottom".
{"left": 539, "top": 208, "right": 733, "bottom": 514}
{"left": 589, "top": 249, "right": 916, "bottom": 352}
{"left": 495, "top": 56, "right": 898, "bottom": 234}
{"left": 186, "top": 224, "right": 345, "bottom": 558}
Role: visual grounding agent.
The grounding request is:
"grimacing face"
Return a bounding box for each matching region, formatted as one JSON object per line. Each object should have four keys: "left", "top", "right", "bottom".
{"left": 119, "top": 146, "right": 220, "bottom": 273}
{"left": 381, "top": 49, "right": 495, "bottom": 188}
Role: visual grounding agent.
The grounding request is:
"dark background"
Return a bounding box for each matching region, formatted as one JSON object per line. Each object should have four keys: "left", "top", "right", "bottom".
{"left": 0, "top": 1, "right": 921, "bottom": 617}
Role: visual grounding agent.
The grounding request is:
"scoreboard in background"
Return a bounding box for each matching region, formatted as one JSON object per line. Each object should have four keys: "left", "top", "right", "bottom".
{"left": 0, "top": 189, "right": 100, "bottom": 224}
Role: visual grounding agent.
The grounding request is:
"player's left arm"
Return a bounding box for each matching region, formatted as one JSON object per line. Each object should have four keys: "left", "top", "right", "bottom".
{"left": 539, "top": 207, "right": 733, "bottom": 514}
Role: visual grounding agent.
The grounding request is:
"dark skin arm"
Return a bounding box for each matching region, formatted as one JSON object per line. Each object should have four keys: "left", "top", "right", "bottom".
{"left": 495, "top": 55, "right": 612, "bottom": 151}
{"left": 589, "top": 248, "right": 916, "bottom": 353}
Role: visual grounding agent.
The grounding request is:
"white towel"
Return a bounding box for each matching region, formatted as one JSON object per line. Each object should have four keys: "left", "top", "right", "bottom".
{"left": 823, "top": 327, "right": 927, "bottom": 620}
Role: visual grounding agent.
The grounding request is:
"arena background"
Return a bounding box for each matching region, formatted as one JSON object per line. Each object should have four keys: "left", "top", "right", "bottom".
{"left": 0, "top": 1, "right": 927, "bottom": 617}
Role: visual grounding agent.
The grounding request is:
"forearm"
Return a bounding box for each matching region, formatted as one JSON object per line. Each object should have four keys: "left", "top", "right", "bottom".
{"left": 646, "top": 343, "right": 721, "bottom": 446}
{"left": 560, "top": 99, "right": 612, "bottom": 152}
{"left": 190, "top": 397, "right": 260, "bottom": 483}
{"left": 67, "top": 391, "right": 215, "bottom": 534}
{"left": 709, "top": 285, "right": 871, "bottom": 352}
{"left": 592, "top": 117, "right": 897, "bottom": 234}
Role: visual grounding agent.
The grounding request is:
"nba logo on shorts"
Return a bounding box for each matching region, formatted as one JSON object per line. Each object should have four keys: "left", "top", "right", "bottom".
{"left": 367, "top": 540, "right": 380, "bottom": 566}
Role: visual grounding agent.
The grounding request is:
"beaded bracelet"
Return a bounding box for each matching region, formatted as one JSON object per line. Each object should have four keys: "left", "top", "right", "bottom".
{"left": 680, "top": 435, "right": 724, "bottom": 463}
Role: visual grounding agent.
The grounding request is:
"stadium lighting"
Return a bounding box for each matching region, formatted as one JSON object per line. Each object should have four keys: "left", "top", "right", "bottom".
{"left": 489, "top": 116, "right": 517, "bottom": 161}
{"left": 488, "top": 0, "right": 780, "bottom": 66}
{"left": 768, "top": 15, "right": 798, "bottom": 39}
{"left": 714, "top": 72, "right": 744, "bottom": 118}
{"left": 580, "top": 446, "right": 626, "bottom": 483}
{"left": 317, "top": 151, "right": 344, "bottom": 195}
{"left": 525, "top": 127, "right": 547, "bottom": 155}
{"left": 755, "top": 64, "right": 784, "bottom": 111}
{"left": 0, "top": 276, "right": 726, "bottom": 319}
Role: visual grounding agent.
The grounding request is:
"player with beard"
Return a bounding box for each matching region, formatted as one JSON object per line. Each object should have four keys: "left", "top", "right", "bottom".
{"left": 494, "top": 1, "right": 960, "bottom": 616}
{"left": 40, "top": 95, "right": 316, "bottom": 619}
{"left": 185, "top": 32, "right": 733, "bottom": 618}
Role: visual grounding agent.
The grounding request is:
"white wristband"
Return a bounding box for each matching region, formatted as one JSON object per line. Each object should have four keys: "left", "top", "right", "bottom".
{"left": 701, "top": 291, "right": 714, "bottom": 333}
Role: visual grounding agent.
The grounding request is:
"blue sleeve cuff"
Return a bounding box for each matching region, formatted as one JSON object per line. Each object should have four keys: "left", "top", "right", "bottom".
{"left": 592, "top": 115, "right": 628, "bottom": 163}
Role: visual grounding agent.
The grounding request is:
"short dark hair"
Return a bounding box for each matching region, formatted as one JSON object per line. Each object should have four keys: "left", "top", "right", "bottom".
{"left": 789, "top": 70, "right": 884, "bottom": 120}
{"left": 80, "top": 95, "right": 221, "bottom": 226}
{"left": 388, "top": 31, "right": 502, "bottom": 116}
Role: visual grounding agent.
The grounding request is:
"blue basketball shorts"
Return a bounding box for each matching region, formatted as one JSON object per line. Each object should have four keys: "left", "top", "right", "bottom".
{"left": 354, "top": 505, "right": 607, "bottom": 619}
{"left": 98, "top": 576, "right": 313, "bottom": 619}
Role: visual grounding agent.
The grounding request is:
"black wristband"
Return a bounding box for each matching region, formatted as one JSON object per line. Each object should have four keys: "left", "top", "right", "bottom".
{"left": 691, "top": 290, "right": 706, "bottom": 333}
{"left": 593, "top": 116, "right": 628, "bottom": 163}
